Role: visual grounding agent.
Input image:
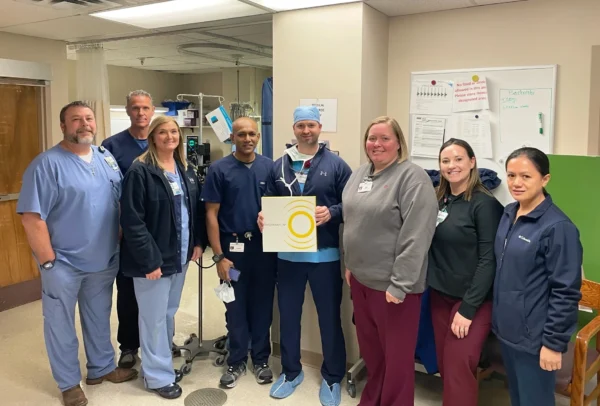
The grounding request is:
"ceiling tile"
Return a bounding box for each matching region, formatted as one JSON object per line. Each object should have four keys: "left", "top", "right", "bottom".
{"left": 366, "top": 0, "right": 527, "bottom": 16}
{"left": 234, "top": 33, "right": 272, "bottom": 46}
{"left": 0, "top": 1, "right": 73, "bottom": 28}
{"left": 1, "top": 15, "right": 145, "bottom": 41}
{"left": 207, "top": 22, "right": 272, "bottom": 37}
{"left": 102, "top": 34, "right": 191, "bottom": 50}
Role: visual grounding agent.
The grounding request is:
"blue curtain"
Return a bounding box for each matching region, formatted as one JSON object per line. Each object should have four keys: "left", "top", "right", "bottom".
{"left": 261, "top": 77, "right": 274, "bottom": 159}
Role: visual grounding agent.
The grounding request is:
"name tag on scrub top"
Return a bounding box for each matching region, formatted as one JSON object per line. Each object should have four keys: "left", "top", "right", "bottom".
{"left": 169, "top": 181, "right": 183, "bottom": 196}
{"left": 230, "top": 243, "right": 245, "bottom": 253}
{"left": 358, "top": 179, "right": 373, "bottom": 193}
{"left": 295, "top": 172, "right": 307, "bottom": 184}
{"left": 104, "top": 156, "right": 119, "bottom": 171}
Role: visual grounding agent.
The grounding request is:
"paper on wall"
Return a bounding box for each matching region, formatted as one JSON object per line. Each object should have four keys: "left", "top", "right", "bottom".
{"left": 448, "top": 112, "right": 493, "bottom": 159}
{"left": 299, "top": 99, "right": 337, "bottom": 132}
{"left": 410, "top": 79, "right": 454, "bottom": 115}
{"left": 205, "top": 105, "right": 233, "bottom": 142}
{"left": 411, "top": 115, "right": 446, "bottom": 158}
{"left": 452, "top": 75, "right": 490, "bottom": 112}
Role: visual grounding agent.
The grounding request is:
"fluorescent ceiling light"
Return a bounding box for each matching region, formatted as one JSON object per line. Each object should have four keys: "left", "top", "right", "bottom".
{"left": 249, "top": 0, "right": 361, "bottom": 12}
{"left": 91, "top": 0, "right": 269, "bottom": 30}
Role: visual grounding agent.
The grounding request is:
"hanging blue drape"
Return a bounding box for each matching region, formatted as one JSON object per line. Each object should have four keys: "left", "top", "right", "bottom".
{"left": 261, "top": 77, "right": 274, "bottom": 159}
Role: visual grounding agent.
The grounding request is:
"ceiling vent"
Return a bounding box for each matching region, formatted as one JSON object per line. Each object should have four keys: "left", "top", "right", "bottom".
{"left": 15, "top": 0, "right": 134, "bottom": 11}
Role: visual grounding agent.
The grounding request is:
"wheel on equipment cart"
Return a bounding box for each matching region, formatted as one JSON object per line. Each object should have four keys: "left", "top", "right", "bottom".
{"left": 181, "top": 363, "right": 192, "bottom": 376}
{"left": 213, "top": 355, "right": 226, "bottom": 367}
{"left": 347, "top": 382, "right": 356, "bottom": 398}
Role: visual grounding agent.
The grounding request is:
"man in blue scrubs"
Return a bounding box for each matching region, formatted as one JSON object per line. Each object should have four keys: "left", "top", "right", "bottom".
{"left": 259, "top": 106, "right": 351, "bottom": 406}
{"left": 101, "top": 90, "right": 154, "bottom": 368}
{"left": 18, "top": 101, "right": 138, "bottom": 406}
{"left": 202, "top": 117, "right": 276, "bottom": 389}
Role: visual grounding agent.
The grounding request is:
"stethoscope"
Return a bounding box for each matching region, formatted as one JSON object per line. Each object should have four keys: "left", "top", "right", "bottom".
{"left": 275, "top": 151, "right": 311, "bottom": 196}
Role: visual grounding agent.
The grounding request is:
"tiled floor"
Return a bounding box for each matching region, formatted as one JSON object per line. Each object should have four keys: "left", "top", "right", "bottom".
{"left": 0, "top": 250, "right": 571, "bottom": 405}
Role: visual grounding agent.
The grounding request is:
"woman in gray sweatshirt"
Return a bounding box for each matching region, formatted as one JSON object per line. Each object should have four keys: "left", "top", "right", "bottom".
{"left": 342, "top": 116, "right": 438, "bottom": 406}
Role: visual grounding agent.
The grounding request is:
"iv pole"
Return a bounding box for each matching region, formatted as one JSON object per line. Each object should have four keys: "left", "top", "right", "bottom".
{"left": 173, "top": 93, "right": 229, "bottom": 376}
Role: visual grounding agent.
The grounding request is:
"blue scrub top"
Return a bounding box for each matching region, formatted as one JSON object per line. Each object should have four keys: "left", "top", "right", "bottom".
{"left": 17, "top": 145, "right": 122, "bottom": 272}
{"left": 165, "top": 168, "right": 190, "bottom": 265}
{"left": 201, "top": 153, "right": 273, "bottom": 234}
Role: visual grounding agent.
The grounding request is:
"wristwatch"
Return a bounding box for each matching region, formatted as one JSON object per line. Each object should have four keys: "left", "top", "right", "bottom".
{"left": 41, "top": 259, "right": 55, "bottom": 270}
{"left": 212, "top": 253, "right": 225, "bottom": 263}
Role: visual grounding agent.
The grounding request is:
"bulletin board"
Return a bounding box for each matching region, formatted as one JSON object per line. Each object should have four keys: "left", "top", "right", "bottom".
{"left": 408, "top": 65, "right": 557, "bottom": 205}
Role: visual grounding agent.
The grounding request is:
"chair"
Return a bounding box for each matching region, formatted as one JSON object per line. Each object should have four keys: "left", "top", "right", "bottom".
{"left": 481, "top": 279, "right": 600, "bottom": 406}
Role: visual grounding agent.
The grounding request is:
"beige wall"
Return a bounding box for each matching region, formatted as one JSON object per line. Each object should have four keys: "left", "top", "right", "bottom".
{"left": 107, "top": 65, "right": 185, "bottom": 106}
{"left": 387, "top": 0, "right": 600, "bottom": 156}
{"left": 360, "top": 5, "right": 389, "bottom": 165}
{"left": 0, "top": 32, "right": 69, "bottom": 146}
{"left": 273, "top": 3, "right": 364, "bottom": 168}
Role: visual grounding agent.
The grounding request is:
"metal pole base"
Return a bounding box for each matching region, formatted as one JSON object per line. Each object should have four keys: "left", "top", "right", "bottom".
{"left": 174, "top": 334, "right": 229, "bottom": 376}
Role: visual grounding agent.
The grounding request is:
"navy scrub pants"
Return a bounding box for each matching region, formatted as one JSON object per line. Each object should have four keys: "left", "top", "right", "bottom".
{"left": 221, "top": 233, "right": 277, "bottom": 368}
{"left": 277, "top": 259, "right": 347, "bottom": 385}
{"left": 500, "top": 343, "right": 557, "bottom": 406}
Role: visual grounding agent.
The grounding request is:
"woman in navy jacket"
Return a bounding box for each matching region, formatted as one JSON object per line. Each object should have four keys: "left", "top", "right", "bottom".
{"left": 120, "top": 116, "right": 207, "bottom": 400}
{"left": 493, "top": 147, "right": 583, "bottom": 406}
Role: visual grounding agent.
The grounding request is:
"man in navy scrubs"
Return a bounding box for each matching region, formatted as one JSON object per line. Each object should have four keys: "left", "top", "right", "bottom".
{"left": 101, "top": 89, "right": 154, "bottom": 368}
{"left": 259, "top": 106, "right": 351, "bottom": 406}
{"left": 202, "top": 117, "right": 277, "bottom": 389}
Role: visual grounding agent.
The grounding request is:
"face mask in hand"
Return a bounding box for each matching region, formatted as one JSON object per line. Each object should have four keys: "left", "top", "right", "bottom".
{"left": 214, "top": 282, "right": 236, "bottom": 303}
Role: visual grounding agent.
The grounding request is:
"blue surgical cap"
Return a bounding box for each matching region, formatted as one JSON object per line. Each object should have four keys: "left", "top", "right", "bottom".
{"left": 293, "top": 105, "right": 321, "bottom": 125}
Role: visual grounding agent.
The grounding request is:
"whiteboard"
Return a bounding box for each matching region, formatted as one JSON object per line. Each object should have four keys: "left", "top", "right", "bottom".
{"left": 408, "top": 65, "right": 557, "bottom": 205}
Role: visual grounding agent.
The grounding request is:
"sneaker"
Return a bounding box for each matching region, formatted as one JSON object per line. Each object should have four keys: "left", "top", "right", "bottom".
{"left": 253, "top": 362, "right": 273, "bottom": 384}
{"left": 319, "top": 379, "right": 342, "bottom": 406}
{"left": 219, "top": 363, "right": 247, "bottom": 388}
{"left": 269, "top": 371, "right": 304, "bottom": 399}
{"left": 118, "top": 350, "right": 137, "bottom": 369}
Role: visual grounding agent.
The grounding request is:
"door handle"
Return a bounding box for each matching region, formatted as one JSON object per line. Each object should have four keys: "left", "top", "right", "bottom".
{"left": 0, "top": 193, "right": 19, "bottom": 202}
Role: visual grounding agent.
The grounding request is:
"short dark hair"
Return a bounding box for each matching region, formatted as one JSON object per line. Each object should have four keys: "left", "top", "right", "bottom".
{"left": 59, "top": 101, "right": 93, "bottom": 124}
{"left": 505, "top": 147, "right": 550, "bottom": 176}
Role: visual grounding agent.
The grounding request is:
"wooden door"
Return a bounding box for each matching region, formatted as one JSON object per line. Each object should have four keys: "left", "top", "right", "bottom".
{"left": 0, "top": 83, "right": 44, "bottom": 311}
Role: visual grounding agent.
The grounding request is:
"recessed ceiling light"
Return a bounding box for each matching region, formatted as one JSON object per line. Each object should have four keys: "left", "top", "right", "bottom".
{"left": 248, "top": 0, "right": 362, "bottom": 12}
{"left": 91, "top": 0, "right": 269, "bottom": 30}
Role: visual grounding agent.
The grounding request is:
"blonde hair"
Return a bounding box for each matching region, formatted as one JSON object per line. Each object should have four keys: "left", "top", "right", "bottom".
{"left": 363, "top": 116, "right": 409, "bottom": 164}
{"left": 137, "top": 115, "right": 187, "bottom": 170}
{"left": 435, "top": 138, "right": 492, "bottom": 202}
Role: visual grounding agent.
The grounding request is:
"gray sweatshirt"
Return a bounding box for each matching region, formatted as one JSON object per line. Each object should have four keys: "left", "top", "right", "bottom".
{"left": 342, "top": 160, "right": 438, "bottom": 300}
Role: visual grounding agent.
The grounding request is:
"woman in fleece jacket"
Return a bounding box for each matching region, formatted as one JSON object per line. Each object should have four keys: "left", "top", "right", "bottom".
{"left": 342, "top": 116, "right": 438, "bottom": 406}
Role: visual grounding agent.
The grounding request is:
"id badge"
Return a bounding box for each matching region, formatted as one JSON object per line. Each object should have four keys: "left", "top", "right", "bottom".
{"left": 104, "top": 156, "right": 119, "bottom": 171}
{"left": 358, "top": 180, "right": 373, "bottom": 193}
{"left": 229, "top": 242, "right": 245, "bottom": 253}
{"left": 169, "top": 181, "right": 182, "bottom": 196}
{"left": 436, "top": 209, "right": 448, "bottom": 227}
{"left": 295, "top": 172, "right": 307, "bottom": 183}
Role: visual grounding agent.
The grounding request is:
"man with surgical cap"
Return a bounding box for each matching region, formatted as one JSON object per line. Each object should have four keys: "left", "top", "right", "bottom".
{"left": 258, "top": 106, "right": 351, "bottom": 406}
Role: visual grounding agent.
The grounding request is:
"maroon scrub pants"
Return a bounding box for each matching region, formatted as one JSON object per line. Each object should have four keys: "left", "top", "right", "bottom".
{"left": 350, "top": 274, "right": 421, "bottom": 406}
{"left": 430, "top": 288, "right": 492, "bottom": 406}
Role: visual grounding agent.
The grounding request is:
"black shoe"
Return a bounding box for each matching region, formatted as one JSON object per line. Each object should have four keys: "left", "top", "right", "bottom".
{"left": 253, "top": 362, "right": 273, "bottom": 384}
{"left": 152, "top": 383, "right": 182, "bottom": 400}
{"left": 174, "top": 369, "right": 183, "bottom": 383}
{"left": 118, "top": 350, "right": 137, "bottom": 369}
{"left": 219, "top": 363, "right": 247, "bottom": 388}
